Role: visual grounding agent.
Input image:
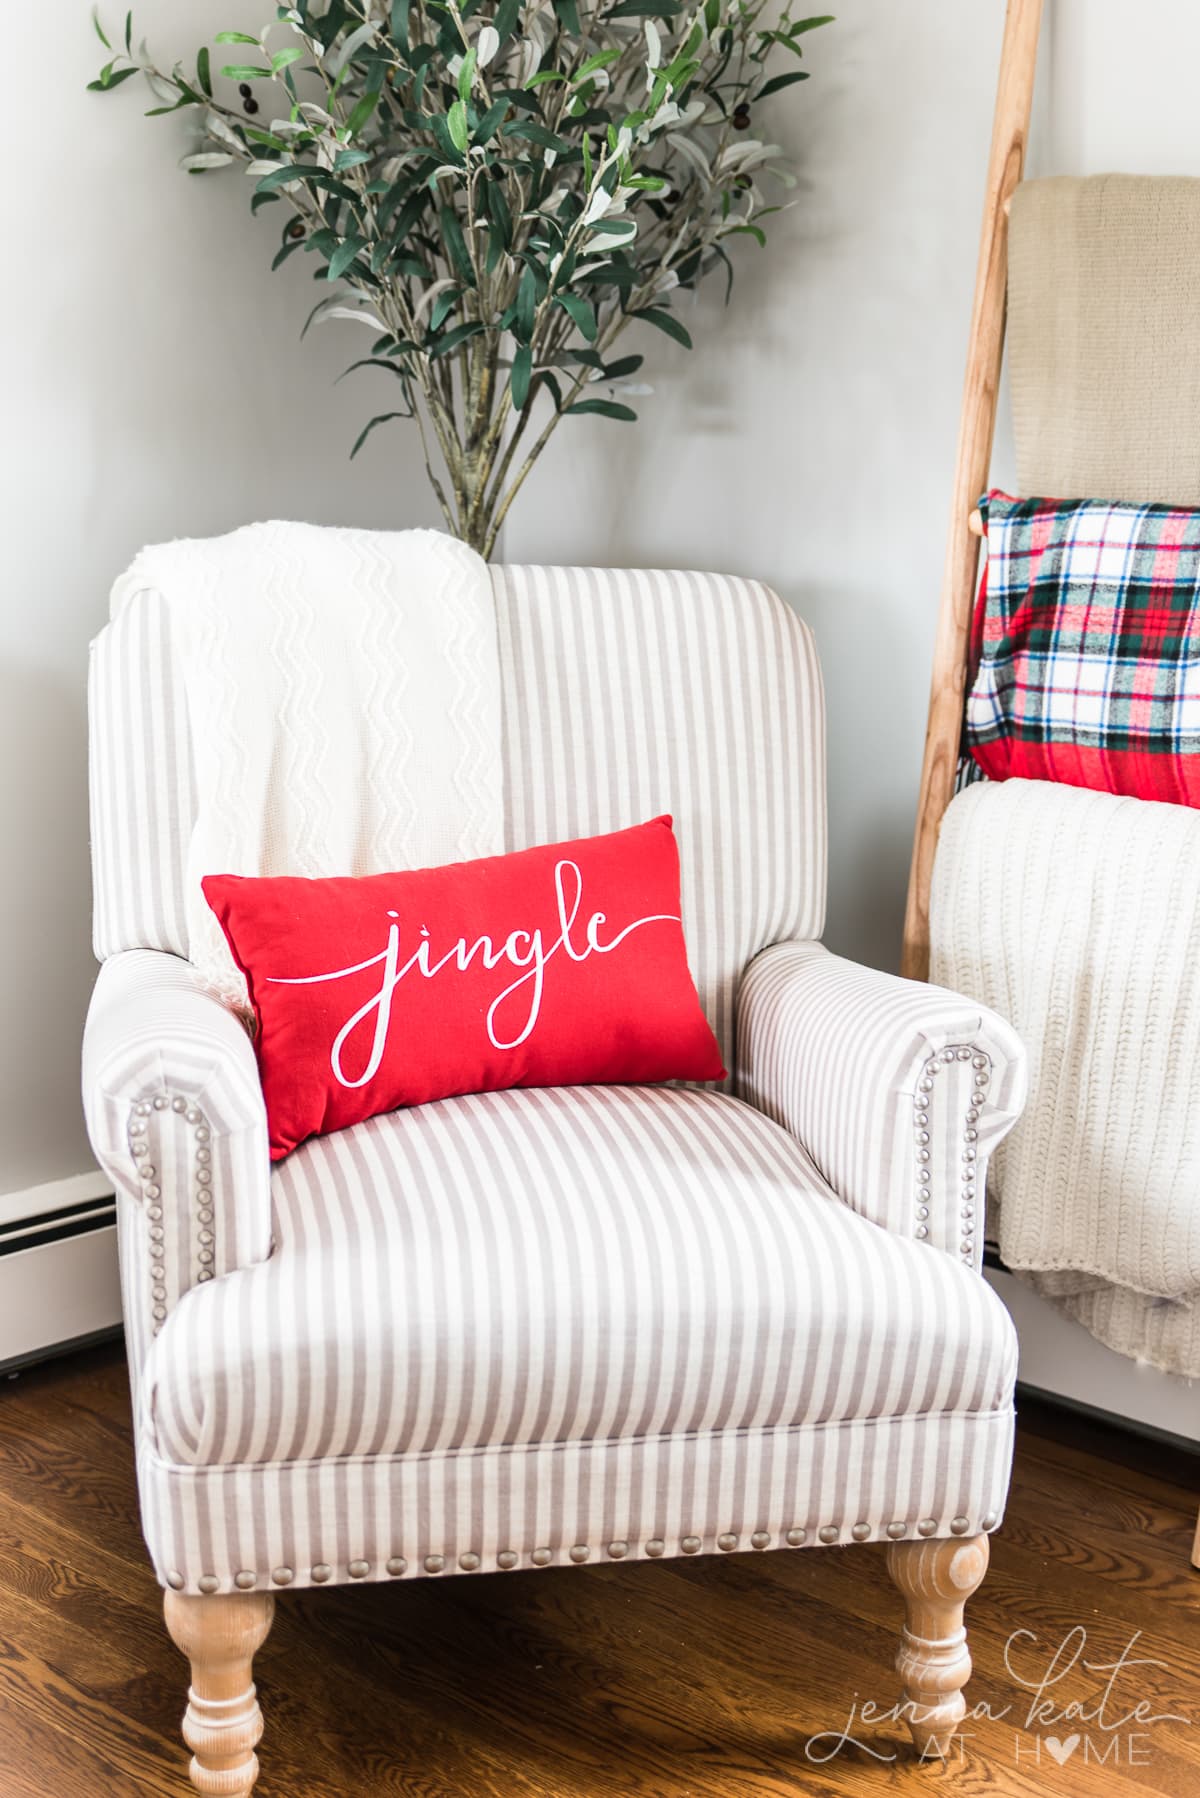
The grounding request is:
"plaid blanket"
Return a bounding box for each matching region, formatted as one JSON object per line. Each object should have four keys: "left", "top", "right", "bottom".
{"left": 966, "top": 491, "right": 1200, "bottom": 803}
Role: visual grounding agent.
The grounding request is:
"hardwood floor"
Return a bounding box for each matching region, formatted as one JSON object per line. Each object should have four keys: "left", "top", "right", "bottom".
{"left": 0, "top": 1344, "right": 1196, "bottom": 1797}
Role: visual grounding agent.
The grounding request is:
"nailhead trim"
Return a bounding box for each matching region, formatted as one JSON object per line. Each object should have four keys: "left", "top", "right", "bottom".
{"left": 168, "top": 1517, "right": 987, "bottom": 1591}
{"left": 913, "top": 1047, "right": 990, "bottom": 1260}
{"left": 127, "top": 1089, "right": 218, "bottom": 1335}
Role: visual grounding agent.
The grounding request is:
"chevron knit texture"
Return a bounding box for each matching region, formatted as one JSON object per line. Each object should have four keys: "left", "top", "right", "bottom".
{"left": 108, "top": 522, "right": 503, "bottom": 1005}
{"left": 931, "top": 778, "right": 1200, "bottom": 1377}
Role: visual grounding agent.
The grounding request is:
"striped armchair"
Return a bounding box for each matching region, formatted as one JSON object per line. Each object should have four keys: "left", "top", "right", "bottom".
{"left": 83, "top": 564, "right": 1026, "bottom": 1793}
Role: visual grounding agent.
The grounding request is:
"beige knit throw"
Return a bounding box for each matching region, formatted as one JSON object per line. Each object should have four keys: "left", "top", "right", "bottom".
{"left": 932, "top": 779, "right": 1200, "bottom": 1379}
{"left": 1009, "top": 173, "right": 1200, "bottom": 507}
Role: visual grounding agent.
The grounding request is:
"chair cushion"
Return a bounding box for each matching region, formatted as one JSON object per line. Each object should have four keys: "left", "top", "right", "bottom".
{"left": 146, "top": 1085, "right": 1017, "bottom": 1471}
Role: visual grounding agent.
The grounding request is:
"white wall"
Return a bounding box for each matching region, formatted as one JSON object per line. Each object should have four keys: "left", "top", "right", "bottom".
{"left": 2, "top": 4, "right": 436, "bottom": 1195}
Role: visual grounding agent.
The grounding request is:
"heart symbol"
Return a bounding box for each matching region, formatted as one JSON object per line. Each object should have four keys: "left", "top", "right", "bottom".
{"left": 1044, "top": 1735, "right": 1081, "bottom": 1765}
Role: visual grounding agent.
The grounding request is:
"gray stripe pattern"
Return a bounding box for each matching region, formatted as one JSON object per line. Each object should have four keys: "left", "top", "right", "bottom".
{"left": 137, "top": 1404, "right": 1016, "bottom": 1598}
{"left": 135, "top": 1084, "right": 1016, "bottom": 1594}
{"left": 83, "top": 950, "right": 273, "bottom": 1343}
{"left": 493, "top": 565, "right": 826, "bottom": 1074}
{"left": 738, "top": 942, "right": 1027, "bottom": 1264}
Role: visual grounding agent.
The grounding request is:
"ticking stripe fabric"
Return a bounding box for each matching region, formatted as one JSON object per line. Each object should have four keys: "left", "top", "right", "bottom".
{"left": 932, "top": 779, "right": 1200, "bottom": 1377}
{"left": 738, "top": 942, "right": 1026, "bottom": 1266}
{"left": 135, "top": 1085, "right": 1018, "bottom": 1594}
{"left": 89, "top": 565, "right": 826, "bottom": 1079}
{"left": 967, "top": 493, "right": 1200, "bottom": 805}
{"left": 493, "top": 566, "right": 826, "bottom": 1075}
{"left": 83, "top": 950, "right": 273, "bottom": 1334}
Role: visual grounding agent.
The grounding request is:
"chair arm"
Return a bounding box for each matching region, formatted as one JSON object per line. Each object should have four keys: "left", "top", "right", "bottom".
{"left": 736, "top": 941, "right": 1027, "bottom": 1267}
{"left": 82, "top": 950, "right": 272, "bottom": 1356}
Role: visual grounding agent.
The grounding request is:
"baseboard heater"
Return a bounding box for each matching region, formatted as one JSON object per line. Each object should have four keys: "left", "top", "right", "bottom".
{"left": 0, "top": 1172, "right": 123, "bottom": 1374}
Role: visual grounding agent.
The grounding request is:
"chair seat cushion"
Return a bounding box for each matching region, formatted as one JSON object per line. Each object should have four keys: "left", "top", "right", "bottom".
{"left": 146, "top": 1086, "right": 1016, "bottom": 1473}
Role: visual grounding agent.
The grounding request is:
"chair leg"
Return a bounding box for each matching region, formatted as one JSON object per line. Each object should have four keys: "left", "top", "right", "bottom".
{"left": 885, "top": 1533, "right": 989, "bottom": 1758}
{"left": 163, "top": 1589, "right": 275, "bottom": 1797}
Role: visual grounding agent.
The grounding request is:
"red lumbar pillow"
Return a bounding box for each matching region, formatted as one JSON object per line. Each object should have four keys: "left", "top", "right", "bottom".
{"left": 203, "top": 816, "right": 725, "bottom": 1160}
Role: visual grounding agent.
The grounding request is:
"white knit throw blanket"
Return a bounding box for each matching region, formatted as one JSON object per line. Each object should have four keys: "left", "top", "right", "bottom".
{"left": 110, "top": 521, "right": 503, "bottom": 1004}
{"left": 932, "top": 779, "right": 1200, "bottom": 1379}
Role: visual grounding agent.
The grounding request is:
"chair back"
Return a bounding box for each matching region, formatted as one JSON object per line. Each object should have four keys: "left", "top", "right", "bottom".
{"left": 89, "top": 562, "right": 826, "bottom": 1074}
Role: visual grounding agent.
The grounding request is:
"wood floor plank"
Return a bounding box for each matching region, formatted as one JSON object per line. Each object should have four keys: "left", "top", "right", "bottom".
{"left": 0, "top": 1342, "right": 1196, "bottom": 1797}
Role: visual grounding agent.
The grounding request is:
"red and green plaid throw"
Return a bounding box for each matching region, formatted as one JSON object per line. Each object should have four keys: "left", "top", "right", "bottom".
{"left": 966, "top": 490, "right": 1200, "bottom": 804}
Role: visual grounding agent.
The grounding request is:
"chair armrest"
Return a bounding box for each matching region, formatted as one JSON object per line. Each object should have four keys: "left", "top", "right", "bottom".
{"left": 82, "top": 950, "right": 272, "bottom": 1357}
{"left": 736, "top": 941, "right": 1027, "bottom": 1267}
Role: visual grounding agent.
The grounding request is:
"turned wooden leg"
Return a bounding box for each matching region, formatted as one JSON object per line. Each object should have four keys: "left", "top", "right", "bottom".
{"left": 885, "top": 1533, "right": 989, "bottom": 1759}
{"left": 163, "top": 1590, "right": 275, "bottom": 1797}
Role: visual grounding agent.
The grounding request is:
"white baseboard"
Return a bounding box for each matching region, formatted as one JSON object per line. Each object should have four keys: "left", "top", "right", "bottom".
{"left": 0, "top": 1168, "right": 122, "bottom": 1368}
{"left": 987, "top": 1266, "right": 1198, "bottom": 1445}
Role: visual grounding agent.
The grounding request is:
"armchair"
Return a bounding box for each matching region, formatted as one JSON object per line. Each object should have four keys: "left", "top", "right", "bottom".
{"left": 84, "top": 561, "right": 1026, "bottom": 1794}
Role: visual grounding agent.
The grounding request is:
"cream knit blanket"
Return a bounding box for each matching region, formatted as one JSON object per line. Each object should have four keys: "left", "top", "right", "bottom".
{"left": 110, "top": 522, "right": 503, "bottom": 1004}
{"left": 932, "top": 779, "right": 1200, "bottom": 1378}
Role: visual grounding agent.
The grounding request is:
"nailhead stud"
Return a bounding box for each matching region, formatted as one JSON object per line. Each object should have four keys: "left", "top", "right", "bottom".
{"left": 915, "top": 1225, "right": 928, "bottom": 1239}
{"left": 981, "top": 1511, "right": 998, "bottom": 1531}
{"left": 172, "top": 1097, "right": 186, "bottom": 1113}
{"left": 198, "top": 1575, "right": 219, "bottom": 1594}
{"left": 680, "top": 1535, "right": 701, "bottom": 1555}
{"left": 917, "top": 1519, "right": 937, "bottom": 1537}
{"left": 750, "top": 1529, "right": 771, "bottom": 1550}
{"left": 387, "top": 1557, "right": 408, "bottom": 1576}
{"left": 458, "top": 1553, "right": 480, "bottom": 1572}
{"left": 198, "top": 1270, "right": 214, "bottom": 1283}
{"left": 569, "top": 1544, "right": 590, "bottom": 1564}
{"left": 153, "top": 1096, "right": 168, "bottom": 1110}
{"left": 957, "top": 1047, "right": 971, "bottom": 1062}
{"left": 496, "top": 1551, "right": 517, "bottom": 1570}
{"left": 166, "top": 1571, "right": 185, "bottom": 1590}
{"left": 785, "top": 1527, "right": 807, "bottom": 1547}
{"left": 424, "top": 1554, "right": 445, "bottom": 1574}
{"left": 607, "top": 1541, "right": 628, "bottom": 1560}
{"left": 152, "top": 1305, "right": 167, "bottom": 1321}
{"left": 311, "top": 1563, "right": 332, "bottom": 1583}
{"left": 272, "top": 1567, "right": 294, "bottom": 1586}
{"left": 349, "top": 1559, "right": 371, "bottom": 1578}
{"left": 234, "top": 1571, "right": 257, "bottom": 1591}
{"left": 717, "top": 1532, "right": 739, "bottom": 1552}
{"left": 950, "top": 1516, "right": 971, "bottom": 1536}
{"left": 646, "top": 1538, "right": 665, "bottom": 1558}
{"left": 531, "top": 1548, "right": 552, "bottom": 1567}
{"left": 973, "top": 1055, "right": 988, "bottom": 1070}
{"left": 851, "top": 1522, "right": 871, "bottom": 1542}
{"left": 818, "top": 1525, "right": 839, "bottom": 1544}
{"left": 886, "top": 1522, "right": 907, "bottom": 1540}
